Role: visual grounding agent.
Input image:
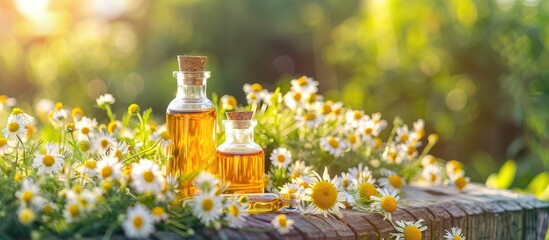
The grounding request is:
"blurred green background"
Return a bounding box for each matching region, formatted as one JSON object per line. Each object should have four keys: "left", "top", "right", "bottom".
{"left": 1, "top": 0, "right": 549, "bottom": 188}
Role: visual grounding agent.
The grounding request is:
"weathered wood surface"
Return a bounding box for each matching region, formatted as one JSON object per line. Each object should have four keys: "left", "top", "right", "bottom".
{"left": 161, "top": 184, "right": 549, "bottom": 240}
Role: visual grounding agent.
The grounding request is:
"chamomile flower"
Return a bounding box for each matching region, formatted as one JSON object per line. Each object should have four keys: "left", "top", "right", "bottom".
{"left": 32, "top": 143, "right": 65, "bottom": 175}
{"left": 96, "top": 155, "right": 122, "bottom": 180}
{"left": 359, "top": 117, "right": 385, "bottom": 138}
{"left": 395, "top": 125, "right": 411, "bottom": 144}
{"left": 0, "top": 137, "right": 11, "bottom": 155}
{"left": 159, "top": 175, "right": 179, "bottom": 202}
{"left": 151, "top": 206, "right": 168, "bottom": 223}
{"left": 320, "top": 136, "right": 348, "bottom": 157}
{"left": 296, "top": 111, "right": 324, "bottom": 128}
{"left": 0, "top": 95, "right": 16, "bottom": 111}
{"left": 346, "top": 110, "right": 367, "bottom": 127}
{"left": 399, "top": 141, "right": 420, "bottom": 161}
{"left": 340, "top": 172, "right": 355, "bottom": 191}
{"left": 421, "top": 155, "right": 438, "bottom": 167}
{"left": 444, "top": 227, "right": 465, "bottom": 240}
{"left": 316, "top": 100, "right": 344, "bottom": 120}
{"left": 278, "top": 182, "right": 304, "bottom": 208}
{"left": 370, "top": 188, "right": 400, "bottom": 220}
{"left": 302, "top": 167, "right": 346, "bottom": 218}
{"left": 194, "top": 172, "right": 220, "bottom": 193}
{"left": 345, "top": 130, "right": 362, "bottom": 151}
{"left": 93, "top": 131, "right": 115, "bottom": 155}
{"left": 379, "top": 169, "right": 405, "bottom": 192}
{"left": 152, "top": 126, "right": 173, "bottom": 150}
{"left": 289, "top": 161, "right": 313, "bottom": 179}
{"left": 391, "top": 219, "right": 428, "bottom": 240}
{"left": 18, "top": 208, "right": 35, "bottom": 225}
{"left": 347, "top": 163, "right": 372, "bottom": 183}
{"left": 452, "top": 176, "right": 470, "bottom": 191}
{"left": 122, "top": 204, "right": 155, "bottom": 238}
{"left": 243, "top": 83, "right": 268, "bottom": 105}
{"left": 107, "top": 120, "right": 122, "bottom": 135}
{"left": 63, "top": 202, "right": 82, "bottom": 223}
{"left": 16, "top": 179, "right": 41, "bottom": 207}
{"left": 221, "top": 95, "right": 238, "bottom": 110}
{"left": 412, "top": 119, "right": 425, "bottom": 140}
{"left": 446, "top": 160, "right": 465, "bottom": 180}
{"left": 271, "top": 214, "right": 295, "bottom": 234}
{"left": 382, "top": 144, "right": 404, "bottom": 165}
{"left": 75, "top": 117, "right": 98, "bottom": 140}
{"left": 130, "top": 159, "right": 163, "bottom": 194}
{"left": 421, "top": 164, "right": 443, "bottom": 186}
{"left": 353, "top": 176, "right": 378, "bottom": 200}
{"left": 96, "top": 93, "right": 115, "bottom": 107}
{"left": 284, "top": 90, "right": 307, "bottom": 110}
{"left": 50, "top": 104, "right": 69, "bottom": 127}
{"left": 290, "top": 76, "right": 319, "bottom": 93}
{"left": 270, "top": 147, "right": 293, "bottom": 168}
{"left": 109, "top": 141, "right": 130, "bottom": 160}
{"left": 7, "top": 108, "right": 34, "bottom": 126}
{"left": 224, "top": 199, "right": 248, "bottom": 228}
{"left": 2, "top": 117, "right": 28, "bottom": 141}
{"left": 192, "top": 191, "right": 223, "bottom": 226}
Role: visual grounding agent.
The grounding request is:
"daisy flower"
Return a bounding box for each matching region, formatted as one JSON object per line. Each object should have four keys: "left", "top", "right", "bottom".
{"left": 345, "top": 130, "right": 362, "bottom": 151}
{"left": 75, "top": 117, "right": 98, "bottom": 140}
{"left": 220, "top": 95, "right": 238, "bottom": 110}
{"left": 122, "top": 204, "right": 155, "bottom": 238}
{"left": 0, "top": 137, "right": 11, "bottom": 155}
{"left": 96, "top": 155, "right": 122, "bottom": 180}
{"left": 271, "top": 214, "right": 295, "bottom": 234}
{"left": 71, "top": 107, "right": 85, "bottom": 122}
{"left": 109, "top": 141, "right": 130, "bottom": 160}
{"left": 96, "top": 93, "right": 115, "bottom": 107}
{"left": 63, "top": 202, "right": 82, "bottom": 223}
{"left": 395, "top": 125, "right": 411, "bottom": 144}
{"left": 319, "top": 136, "right": 348, "bottom": 158}
{"left": 193, "top": 171, "right": 220, "bottom": 194}
{"left": 370, "top": 188, "right": 400, "bottom": 220}
{"left": 283, "top": 90, "right": 307, "bottom": 110}
{"left": 243, "top": 83, "right": 268, "bottom": 105}
{"left": 0, "top": 95, "right": 16, "bottom": 111}
{"left": 50, "top": 104, "right": 69, "bottom": 127}
{"left": 446, "top": 160, "right": 465, "bottom": 180}
{"left": 379, "top": 169, "right": 405, "bottom": 192}
{"left": 151, "top": 206, "right": 169, "bottom": 223}
{"left": 382, "top": 144, "right": 405, "bottom": 165}
{"left": 192, "top": 191, "right": 223, "bottom": 226}
{"left": 444, "top": 227, "right": 465, "bottom": 240}
{"left": 278, "top": 182, "right": 304, "bottom": 210}
{"left": 421, "top": 155, "right": 437, "bottom": 167}
{"left": 32, "top": 143, "right": 65, "bottom": 175}
{"left": 391, "top": 219, "right": 428, "bottom": 240}
{"left": 346, "top": 110, "right": 367, "bottom": 127}
{"left": 7, "top": 108, "right": 34, "bottom": 126}
{"left": 421, "top": 164, "right": 443, "bottom": 186}
{"left": 347, "top": 163, "right": 372, "bottom": 183}
{"left": 2, "top": 117, "right": 28, "bottom": 141}
{"left": 399, "top": 141, "right": 420, "bottom": 161}
{"left": 152, "top": 126, "right": 173, "bottom": 150}
{"left": 16, "top": 179, "right": 41, "bottom": 207}
{"left": 412, "top": 119, "right": 425, "bottom": 140}
{"left": 270, "top": 147, "right": 293, "bottom": 168}
{"left": 340, "top": 172, "right": 355, "bottom": 192}
{"left": 224, "top": 199, "right": 248, "bottom": 228}
{"left": 359, "top": 117, "right": 385, "bottom": 138}
{"left": 159, "top": 175, "right": 179, "bottom": 202}
{"left": 353, "top": 176, "right": 378, "bottom": 200}
{"left": 18, "top": 208, "right": 35, "bottom": 225}
{"left": 316, "top": 100, "right": 343, "bottom": 119}
{"left": 296, "top": 111, "right": 324, "bottom": 128}
{"left": 130, "top": 159, "right": 164, "bottom": 194}
{"left": 107, "top": 120, "right": 123, "bottom": 135}
{"left": 302, "top": 167, "right": 346, "bottom": 218}
{"left": 289, "top": 161, "right": 314, "bottom": 179}
{"left": 452, "top": 176, "right": 470, "bottom": 191}
{"left": 290, "top": 76, "right": 319, "bottom": 93}
{"left": 93, "top": 131, "right": 115, "bottom": 155}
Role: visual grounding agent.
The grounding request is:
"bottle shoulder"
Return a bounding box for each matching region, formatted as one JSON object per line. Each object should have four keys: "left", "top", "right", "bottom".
{"left": 167, "top": 98, "right": 215, "bottom": 113}
{"left": 217, "top": 143, "right": 263, "bottom": 154}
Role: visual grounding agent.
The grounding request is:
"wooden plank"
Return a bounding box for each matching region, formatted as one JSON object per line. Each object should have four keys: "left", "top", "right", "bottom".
{"left": 340, "top": 209, "right": 380, "bottom": 239}
{"left": 243, "top": 215, "right": 303, "bottom": 240}
{"left": 309, "top": 215, "right": 356, "bottom": 240}
{"left": 251, "top": 213, "right": 308, "bottom": 239}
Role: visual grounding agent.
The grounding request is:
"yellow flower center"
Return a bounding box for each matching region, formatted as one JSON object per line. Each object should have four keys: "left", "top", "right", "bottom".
{"left": 143, "top": 171, "right": 155, "bottom": 182}
{"left": 115, "top": 150, "right": 123, "bottom": 160}
{"left": 322, "top": 105, "right": 332, "bottom": 114}
{"left": 71, "top": 107, "right": 84, "bottom": 119}
{"left": 399, "top": 134, "right": 409, "bottom": 143}
{"left": 228, "top": 204, "right": 240, "bottom": 217}
{"left": 251, "top": 83, "right": 263, "bottom": 92}
{"left": 107, "top": 121, "right": 118, "bottom": 134}
{"left": 297, "top": 76, "right": 308, "bottom": 86}
{"left": 416, "top": 129, "right": 425, "bottom": 139}
{"left": 18, "top": 208, "right": 34, "bottom": 224}
{"left": 277, "top": 214, "right": 288, "bottom": 227}
{"left": 358, "top": 183, "right": 377, "bottom": 199}
{"left": 43, "top": 205, "right": 53, "bottom": 215}
{"left": 389, "top": 175, "right": 403, "bottom": 189}
{"left": 101, "top": 166, "right": 113, "bottom": 178}
{"left": 0, "top": 137, "right": 7, "bottom": 147}
{"left": 22, "top": 191, "right": 33, "bottom": 202}
{"left": 277, "top": 154, "right": 286, "bottom": 163}
{"left": 454, "top": 236, "right": 462, "bottom": 240}
{"left": 84, "top": 160, "right": 96, "bottom": 169}
{"left": 304, "top": 113, "right": 316, "bottom": 121}
{"left": 78, "top": 141, "right": 90, "bottom": 152}
{"left": 12, "top": 108, "right": 24, "bottom": 115}
{"left": 201, "top": 198, "right": 214, "bottom": 211}
{"left": 328, "top": 137, "right": 339, "bottom": 148}
{"left": 293, "top": 92, "right": 302, "bottom": 101}
{"left": 133, "top": 216, "right": 144, "bottom": 229}
{"left": 73, "top": 185, "right": 83, "bottom": 193}
{"left": 128, "top": 104, "right": 140, "bottom": 115}
{"left": 334, "top": 108, "right": 342, "bottom": 115}
{"left": 225, "top": 96, "right": 237, "bottom": 107}
{"left": 249, "top": 93, "right": 257, "bottom": 100}
{"left": 380, "top": 196, "right": 397, "bottom": 212}
{"left": 342, "top": 179, "right": 350, "bottom": 188}
{"left": 160, "top": 131, "right": 170, "bottom": 140}
{"left": 8, "top": 122, "right": 19, "bottom": 132}
{"left": 364, "top": 127, "right": 373, "bottom": 135}
{"left": 353, "top": 111, "right": 362, "bottom": 120}
{"left": 42, "top": 155, "right": 55, "bottom": 167}
{"left": 68, "top": 204, "right": 79, "bottom": 217}
{"left": 54, "top": 102, "right": 63, "bottom": 111}
{"left": 403, "top": 225, "right": 422, "bottom": 240}
{"left": 81, "top": 127, "right": 90, "bottom": 135}
{"left": 430, "top": 173, "right": 437, "bottom": 182}
{"left": 407, "top": 145, "right": 416, "bottom": 155}
{"left": 102, "top": 181, "right": 112, "bottom": 191}
{"left": 455, "top": 177, "right": 467, "bottom": 190}
{"left": 100, "top": 139, "right": 109, "bottom": 149}
{"left": 152, "top": 206, "right": 165, "bottom": 217}
{"left": 348, "top": 134, "right": 357, "bottom": 144}
{"left": 311, "top": 181, "right": 338, "bottom": 210}
{"left": 309, "top": 93, "right": 318, "bottom": 102}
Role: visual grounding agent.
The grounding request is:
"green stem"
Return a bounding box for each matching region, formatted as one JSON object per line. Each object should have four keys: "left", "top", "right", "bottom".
{"left": 105, "top": 105, "right": 115, "bottom": 122}
{"left": 122, "top": 140, "right": 161, "bottom": 164}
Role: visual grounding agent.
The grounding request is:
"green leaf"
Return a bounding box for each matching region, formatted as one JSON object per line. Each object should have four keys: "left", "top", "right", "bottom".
{"left": 527, "top": 172, "right": 549, "bottom": 196}
{"left": 496, "top": 159, "right": 516, "bottom": 189}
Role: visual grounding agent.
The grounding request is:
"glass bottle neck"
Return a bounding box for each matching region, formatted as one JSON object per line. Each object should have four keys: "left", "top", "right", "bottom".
{"left": 174, "top": 71, "right": 211, "bottom": 100}
{"left": 224, "top": 121, "right": 257, "bottom": 144}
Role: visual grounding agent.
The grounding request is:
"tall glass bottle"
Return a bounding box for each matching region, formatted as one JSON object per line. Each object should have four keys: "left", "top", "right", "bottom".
{"left": 166, "top": 55, "right": 216, "bottom": 197}
{"left": 215, "top": 111, "right": 265, "bottom": 194}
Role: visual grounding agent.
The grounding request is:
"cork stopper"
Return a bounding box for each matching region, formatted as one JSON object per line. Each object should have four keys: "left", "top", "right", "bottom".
{"left": 226, "top": 111, "right": 254, "bottom": 129}
{"left": 177, "top": 55, "right": 207, "bottom": 71}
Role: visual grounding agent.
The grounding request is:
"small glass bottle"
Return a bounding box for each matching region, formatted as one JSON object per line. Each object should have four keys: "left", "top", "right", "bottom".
{"left": 215, "top": 111, "right": 264, "bottom": 194}
{"left": 166, "top": 55, "right": 216, "bottom": 197}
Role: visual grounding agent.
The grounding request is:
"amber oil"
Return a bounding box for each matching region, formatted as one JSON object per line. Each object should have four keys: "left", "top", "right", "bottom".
{"left": 215, "top": 150, "right": 265, "bottom": 194}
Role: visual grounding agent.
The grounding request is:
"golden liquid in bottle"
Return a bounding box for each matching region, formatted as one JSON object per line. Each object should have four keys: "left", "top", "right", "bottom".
{"left": 167, "top": 108, "right": 216, "bottom": 197}
{"left": 215, "top": 150, "right": 265, "bottom": 194}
